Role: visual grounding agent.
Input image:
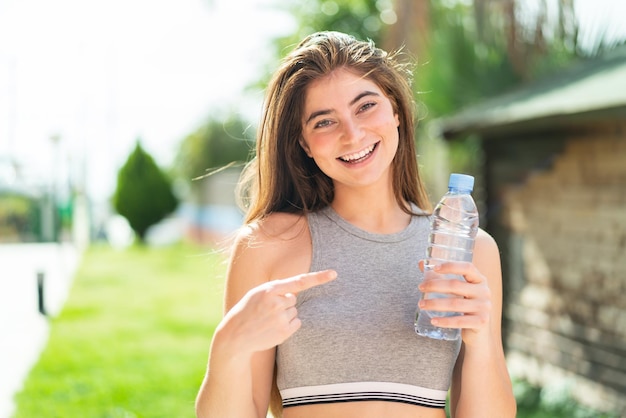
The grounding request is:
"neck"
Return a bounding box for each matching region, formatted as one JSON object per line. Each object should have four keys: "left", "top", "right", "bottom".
{"left": 331, "top": 183, "right": 410, "bottom": 234}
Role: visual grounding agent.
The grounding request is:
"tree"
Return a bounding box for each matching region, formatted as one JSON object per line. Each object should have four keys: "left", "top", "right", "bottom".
{"left": 174, "top": 116, "right": 254, "bottom": 198}
{"left": 112, "top": 140, "right": 178, "bottom": 244}
{"left": 252, "top": 0, "right": 393, "bottom": 89}
{"left": 384, "top": 0, "right": 430, "bottom": 57}
{"left": 256, "top": 0, "right": 626, "bottom": 192}
{"left": 414, "top": 0, "right": 623, "bottom": 121}
{"left": 275, "top": 0, "right": 390, "bottom": 46}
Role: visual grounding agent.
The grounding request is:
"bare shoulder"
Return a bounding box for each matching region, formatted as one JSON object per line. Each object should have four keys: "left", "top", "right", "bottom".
{"left": 231, "top": 212, "right": 310, "bottom": 267}
{"left": 224, "top": 212, "right": 312, "bottom": 309}
{"left": 475, "top": 228, "right": 499, "bottom": 254}
{"left": 473, "top": 228, "right": 502, "bottom": 279}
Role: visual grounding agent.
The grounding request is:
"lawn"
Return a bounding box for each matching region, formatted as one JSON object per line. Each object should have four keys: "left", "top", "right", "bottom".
{"left": 13, "top": 243, "right": 226, "bottom": 418}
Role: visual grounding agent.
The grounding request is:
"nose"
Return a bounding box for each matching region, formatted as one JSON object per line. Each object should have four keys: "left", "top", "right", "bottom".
{"left": 341, "top": 117, "right": 365, "bottom": 144}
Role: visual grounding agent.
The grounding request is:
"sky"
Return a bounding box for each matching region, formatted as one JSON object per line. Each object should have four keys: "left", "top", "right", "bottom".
{"left": 0, "top": 0, "right": 294, "bottom": 202}
{"left": 0, "top": 0, "right": 625, "bottom": 203}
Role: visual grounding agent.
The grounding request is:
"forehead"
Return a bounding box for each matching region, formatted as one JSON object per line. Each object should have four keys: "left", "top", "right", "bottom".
{"left": 304, "top": 68, "right": 383, "bottom": 106}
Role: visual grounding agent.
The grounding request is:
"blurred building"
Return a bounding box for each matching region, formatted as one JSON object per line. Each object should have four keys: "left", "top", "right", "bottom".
{"left": 0, "top": 157, "right": 57, "bottom": 243}
{"left": 438, "top": 47, "right": 626, "bottom": 415}
{"left": 178, "top": 166, "right": 243, "bottom": 245}
{"left": 0, "top": 155, "right": 89, "bottom": 247}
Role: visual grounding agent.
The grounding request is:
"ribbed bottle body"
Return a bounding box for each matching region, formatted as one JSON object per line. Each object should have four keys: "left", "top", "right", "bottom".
{"left": 416, "top": 175, "right": 479, "bottom": 340}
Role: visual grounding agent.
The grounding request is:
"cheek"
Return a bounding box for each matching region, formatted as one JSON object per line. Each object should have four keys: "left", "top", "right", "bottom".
{"left": 376, "top": 114, "right": 401, "bottom": 139}
{"left": 305, "top": 134, "right": 334, "bottom": 156}
{"left": 386, "top": 121, "right": 401, "bottom": 155}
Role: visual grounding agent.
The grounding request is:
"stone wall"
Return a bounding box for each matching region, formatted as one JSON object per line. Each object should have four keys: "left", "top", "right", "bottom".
{"left": 496, "top": 123, "right": 626, "bottom": 414}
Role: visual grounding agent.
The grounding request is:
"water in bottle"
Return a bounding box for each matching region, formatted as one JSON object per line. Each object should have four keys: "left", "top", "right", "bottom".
{"left": 415, "top": 173, "right": 479, "bottom": 340}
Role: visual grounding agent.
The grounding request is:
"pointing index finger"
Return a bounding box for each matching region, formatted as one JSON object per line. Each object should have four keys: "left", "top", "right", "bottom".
{"left": 271, "top": 270, "right": 337, "bottom": 295}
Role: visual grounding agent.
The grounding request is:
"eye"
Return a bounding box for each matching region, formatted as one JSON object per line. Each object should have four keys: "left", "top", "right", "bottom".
{"left": 313, "top": 119, "right": 333, "bottom": 129}
{"left": 358, "top": 102, "right": 376, "bottom": 113}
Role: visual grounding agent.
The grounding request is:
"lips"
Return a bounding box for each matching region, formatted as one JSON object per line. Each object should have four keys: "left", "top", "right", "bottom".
{"left": 338, "top": 142, "right": 378, "bottom": 163}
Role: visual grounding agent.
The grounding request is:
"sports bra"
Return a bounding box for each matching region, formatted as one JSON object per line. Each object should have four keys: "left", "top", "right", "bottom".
{"left": 276, "top": 205, "right": 462, "bottom": 408}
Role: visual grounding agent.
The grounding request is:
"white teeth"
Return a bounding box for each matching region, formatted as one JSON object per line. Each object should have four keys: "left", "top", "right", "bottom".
{"left": 340, "top": 144, "right": 375, "bottom": 162}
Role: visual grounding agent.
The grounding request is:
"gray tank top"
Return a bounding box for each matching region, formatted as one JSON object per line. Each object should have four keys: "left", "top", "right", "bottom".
{"left": 276, "top": 205, "right": 462, "bottom": 409}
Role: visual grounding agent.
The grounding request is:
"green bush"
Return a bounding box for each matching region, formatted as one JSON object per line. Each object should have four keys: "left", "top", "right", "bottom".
{"left": 112, "top": 141, "right": 179, "bottom": 243}
{"left": 514, "top": 379, "right": 620, "bottom": 418}
{"left": 0, "top": 192, "right": 42, "bottom": 241}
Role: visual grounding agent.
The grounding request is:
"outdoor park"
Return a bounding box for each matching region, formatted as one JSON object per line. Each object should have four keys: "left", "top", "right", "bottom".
{"left": 1, "top": 0, "right": 625, "bottom": 417}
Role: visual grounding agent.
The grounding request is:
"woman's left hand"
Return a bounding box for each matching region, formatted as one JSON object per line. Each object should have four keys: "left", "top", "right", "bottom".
{"left": 418, "top": 260, "right": 493, "bottom": 346}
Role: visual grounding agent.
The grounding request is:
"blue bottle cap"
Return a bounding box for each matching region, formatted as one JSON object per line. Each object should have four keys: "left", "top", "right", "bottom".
{"left": 449, "top": 173, "right": 474, "bottom": 192}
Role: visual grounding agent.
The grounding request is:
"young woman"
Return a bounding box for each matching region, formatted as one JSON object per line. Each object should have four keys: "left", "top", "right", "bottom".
{"left": 195, "top": 31, "right": 516, "bottom": 418}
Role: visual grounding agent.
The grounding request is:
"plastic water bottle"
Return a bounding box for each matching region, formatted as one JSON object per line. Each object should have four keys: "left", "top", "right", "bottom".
{"left": 415, "top": 173, "right": 479, "bottom": 340}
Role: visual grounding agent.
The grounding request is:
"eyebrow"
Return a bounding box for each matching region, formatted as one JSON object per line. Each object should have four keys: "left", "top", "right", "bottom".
{"left": 304, "top": 90, "right": 381, "bottom": 125}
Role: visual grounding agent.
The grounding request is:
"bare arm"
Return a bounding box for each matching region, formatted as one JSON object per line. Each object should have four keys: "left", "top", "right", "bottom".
{"left": 195, "top": 227, "right": 275, "bottom": 418}
{"left": 419, "top": 229, "right": 516, "bottom": 417}
{"left": 451, "top": 230, "right": 516, "bottom": 418}
{"left": 195, "top": 224, "right": 336, "bottom": 418}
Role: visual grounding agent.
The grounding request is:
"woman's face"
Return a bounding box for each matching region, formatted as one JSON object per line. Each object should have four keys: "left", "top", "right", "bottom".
{"left": 300, "top": 68, "right": 399, "bottom": 193}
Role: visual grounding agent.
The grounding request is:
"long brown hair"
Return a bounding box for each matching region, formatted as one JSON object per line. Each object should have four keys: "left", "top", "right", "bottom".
{"left": 237, "top": 31, "right": 432, "bottom": 417}
{"left": 237, "top": 31, "right": 431, "bottom": 225}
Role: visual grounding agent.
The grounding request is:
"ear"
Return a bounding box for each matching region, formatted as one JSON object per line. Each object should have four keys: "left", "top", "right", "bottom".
{"left": 394, "top": 112, "right": 400, "bottom": 127}
{"left": 299, "top": 138, "right": 312, "bottom": 158}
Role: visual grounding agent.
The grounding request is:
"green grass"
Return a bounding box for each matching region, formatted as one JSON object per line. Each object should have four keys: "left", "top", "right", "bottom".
{"left": 13, "top": 243, "right": 227, "bottom": 418}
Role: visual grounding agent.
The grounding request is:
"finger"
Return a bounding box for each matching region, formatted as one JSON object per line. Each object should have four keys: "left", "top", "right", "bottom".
{"left": 418, "top": 259, "right": 440, "bottom": 273}
{"left": 285, "top": 316, "right": 302, "bottom": 336}
{"left": 282, "top": 292, "right": 297, "bottom": 306}
{"left": 429, "top": 311, "right": 490, "bottom": 330}
{"left": 272, "top": 292, "right": 297, "bottom": 311}
{"left": 431, "top": 261, "right": 483, "bottom": 284}
{"left": 420, "top": 278, "right": 491, "bottom": 302}
{"left": 419, "top": 278, "right": 474, "bottom": 297}
{"left": 419, "top": 295, "right": 491, "bottom": 314}
{"left": 285, "top": 306, "right": 298, "bottom": 322}
{"left": 271, "top": 269, "right": 337, "bottom": 295}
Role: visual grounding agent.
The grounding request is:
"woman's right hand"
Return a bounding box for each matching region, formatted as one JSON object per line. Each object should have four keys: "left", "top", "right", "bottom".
{"left": 215, "top": 269, "right": 337, "bottom": 356}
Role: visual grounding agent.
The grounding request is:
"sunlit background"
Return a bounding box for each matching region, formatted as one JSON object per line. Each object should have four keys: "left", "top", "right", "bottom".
{"left": 1, "top": 0, "right": 626, "bottom": 417}
{"left": 1, "top": 0, "right": 625, "bottom": 207}
{"left": 0, "top": 0, "right": 291, "bottom": 197}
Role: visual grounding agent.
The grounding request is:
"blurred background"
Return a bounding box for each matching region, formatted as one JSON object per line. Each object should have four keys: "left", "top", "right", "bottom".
{"left": 1, "top": 0, "right": 625, "bottom": 417}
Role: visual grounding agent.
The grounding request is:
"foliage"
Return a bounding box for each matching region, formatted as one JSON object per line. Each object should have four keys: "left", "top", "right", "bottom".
{"left": 514, "top": 379, "right": 620, "bottom": 418}
{"left": 417, "top": 0, "right": 588, "bottom": 122}
{"left": 174, "top": 116, "right": 254, "bottom": 193}
{"left": 418, "top": 0, "right": 626, "bottom": 119}
{"left": 0, "top": 192, "right": 43, "bottom": 242}
{"left": 249, "top": 0, "right": 626, "bottom": 188}
{"left": 13, "top": 243, "right": 225, "bottom": 418}
{"left": 251, "top": 0, "right": 393, "bottom": 89}
{"left": 411, "top": 0, "right": 620, "bottom": 179}
{"left": 274, "top": 0, "right": 390, "bottom": 46}
{"left": 112, "top": 140, "right": 178, "bottom": 243}
{"left": 415, "top": 1, "right": 519, "bottom": 119}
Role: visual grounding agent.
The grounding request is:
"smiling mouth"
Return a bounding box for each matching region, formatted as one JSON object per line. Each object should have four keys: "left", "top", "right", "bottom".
{"left": 338, "top": 142, "right": 378, "bottom": 163}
